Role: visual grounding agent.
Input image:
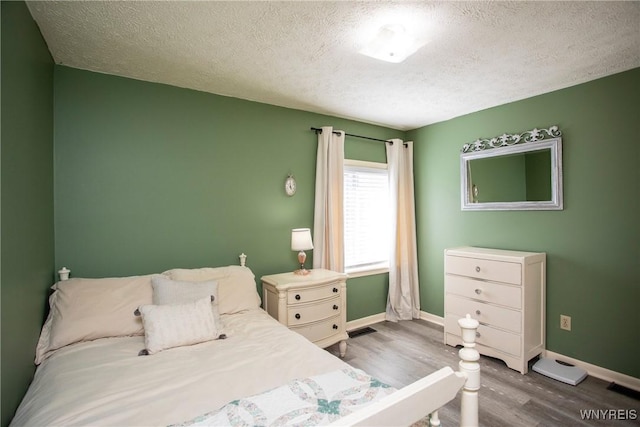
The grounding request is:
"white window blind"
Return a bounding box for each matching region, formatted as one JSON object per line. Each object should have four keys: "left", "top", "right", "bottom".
{"left": 343, "top": 160, "right": 390, "bottom": 273}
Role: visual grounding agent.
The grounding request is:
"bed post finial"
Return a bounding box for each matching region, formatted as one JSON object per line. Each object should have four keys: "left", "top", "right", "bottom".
{"left": 58, "top": 267, "right": 70, "bottom": 281}
{"left": 239, "top": 253, "right": 247, "bottom": 267}
{"left": 458, "top": 314, "right": 480, "bottom": 427}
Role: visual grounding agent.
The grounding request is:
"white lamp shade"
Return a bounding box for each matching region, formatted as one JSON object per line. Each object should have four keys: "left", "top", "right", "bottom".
{"left": 291, "top": 228, "right": 314, "bottom": 251}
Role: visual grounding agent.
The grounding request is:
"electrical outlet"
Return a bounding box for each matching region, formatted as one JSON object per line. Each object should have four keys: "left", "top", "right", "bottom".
{"left": 560, "top": 315, "right": 571, "bottom": 331}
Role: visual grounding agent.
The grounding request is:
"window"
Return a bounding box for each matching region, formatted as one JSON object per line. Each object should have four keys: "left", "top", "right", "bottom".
{"left": 343, "top": 159, "right": 390, "bottom": 275}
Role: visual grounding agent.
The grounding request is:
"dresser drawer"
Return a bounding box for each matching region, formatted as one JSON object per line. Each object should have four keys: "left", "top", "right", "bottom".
{"left": 446, "top": 255, "right": 522, "bottom": 285}
{"left": 287, "top": 297, "right": 341, "bottom": 326}
{"left": 291, "top": 316, "right": 342, "bottom": 343}
{"left": 446, "top": 275, "right": 521, "bottom": 309}
{"left": 287, "top": 283, "right": 341, "bottom": 305}
{"left": 445, "top": 294, "right": 521, "bottom": 333}
{"left": 446, "top": 314, "right": 521, "bottom": 357}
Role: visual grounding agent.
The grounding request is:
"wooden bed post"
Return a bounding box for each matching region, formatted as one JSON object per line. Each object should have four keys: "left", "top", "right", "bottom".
{"left": 457, "top": 314, "right": 480, "bottom": 427}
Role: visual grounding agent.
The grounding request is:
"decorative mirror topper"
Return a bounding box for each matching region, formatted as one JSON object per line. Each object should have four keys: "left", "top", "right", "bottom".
{"left": 462, "top": 126, "right": 562, "bottom": 153}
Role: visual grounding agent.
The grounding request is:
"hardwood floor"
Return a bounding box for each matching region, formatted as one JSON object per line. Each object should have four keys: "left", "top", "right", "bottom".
{"left": 325, "top": 319, "right": 639, "bottom": 427}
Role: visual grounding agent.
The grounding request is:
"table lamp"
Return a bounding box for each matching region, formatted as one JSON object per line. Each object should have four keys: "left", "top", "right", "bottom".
{"left": 291, "top": 228, "right": 313, "bottom": 275}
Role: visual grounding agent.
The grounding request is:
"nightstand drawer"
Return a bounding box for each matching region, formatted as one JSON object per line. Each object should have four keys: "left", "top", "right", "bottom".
{"left": 446, "top": 275, "right": 521, "bottom": 309}
{"left": 445, "top": 294, "right": 521, "bottom": 333}
{"left": 288, "top": 297, "right": 341, "bottom": 326}
{"left": 446, "top": 255, "right": 522, "bottom": 285}
{"left": 287, "top": 283, "right": 341, "bottom": 305}
{"left": 291, "top": 316, "right": 341, "bottom": 343}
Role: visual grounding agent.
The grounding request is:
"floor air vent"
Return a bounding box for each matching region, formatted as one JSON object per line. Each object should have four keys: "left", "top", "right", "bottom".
{"left": 348, "top": 327, "right": 376, "bottom": 338}
{"left": 607, "top": 383, "right": 640, "bottom": 400}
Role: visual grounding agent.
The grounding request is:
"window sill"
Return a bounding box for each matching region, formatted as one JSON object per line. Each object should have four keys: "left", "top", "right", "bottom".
{"left": 345, "top": 267, "right": 389, "bottom": 278}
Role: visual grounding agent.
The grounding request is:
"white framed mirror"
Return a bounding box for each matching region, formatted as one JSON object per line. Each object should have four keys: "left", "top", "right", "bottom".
{"left": 461, "top": 126, "right": 563, "bottom": 211}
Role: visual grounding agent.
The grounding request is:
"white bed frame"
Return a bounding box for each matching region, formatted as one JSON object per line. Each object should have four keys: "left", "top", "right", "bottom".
{"left": 242, "top": 253, "right": 480, "bottom": 427}
{"left": 54, "top": 254, "right": 479, "bottom": 427}
{"left": 332, "top": 314, "right": 480, "bottom": 427}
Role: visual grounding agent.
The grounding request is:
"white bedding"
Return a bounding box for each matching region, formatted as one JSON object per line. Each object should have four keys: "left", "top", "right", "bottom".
{"left": 11, "top": 309, "right": 348, "bottom": 427}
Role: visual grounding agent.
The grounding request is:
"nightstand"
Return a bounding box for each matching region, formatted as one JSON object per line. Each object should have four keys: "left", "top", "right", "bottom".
{"left": 261, "top": 269, "right": 348, "bottom": 357}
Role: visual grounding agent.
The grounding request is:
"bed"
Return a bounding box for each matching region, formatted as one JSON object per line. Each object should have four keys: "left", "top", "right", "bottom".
{"left": 10, "top": 256, "right": 480, "bottom": 427}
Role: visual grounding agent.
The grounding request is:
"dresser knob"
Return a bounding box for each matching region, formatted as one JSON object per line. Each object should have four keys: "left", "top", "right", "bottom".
{"left": 475, "top": 266, "right": 481, "bottom": 273}
{"left": 475, "top": 289, "right": 482, "bottom": 295}
{"left": 333, "top": 304, "right": 339, "bottom": 310}
{"left": 295, "top": 294, "right": 301, "bottom": 300}
{"left": 475, "top": 310, "right": 481, "bottom": 316}
{"left": 476, "top": 331, "right": 481, "bottom": 338}
{"left": 295, "top": 313, "right": 301, "bottom": 320}
{"left": 332, "top": 287, "right": 338, "bottom": 293}
{"left": 333, "top": 324, "right": 338, "bottom": 330}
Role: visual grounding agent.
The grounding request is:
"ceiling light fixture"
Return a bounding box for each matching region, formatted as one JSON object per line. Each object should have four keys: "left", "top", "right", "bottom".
{"left": 359, "top": 24, "right": 426, "bottom": 63}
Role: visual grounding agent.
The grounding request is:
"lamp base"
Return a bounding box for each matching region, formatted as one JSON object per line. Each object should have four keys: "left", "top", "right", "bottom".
{"left": 294, "top": 268, "right": 311, "bottom": 276}
{"left": 294, "top": 250, "right": 311, "bottom": 275}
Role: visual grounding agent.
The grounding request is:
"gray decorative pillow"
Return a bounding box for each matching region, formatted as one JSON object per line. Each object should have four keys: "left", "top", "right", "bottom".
{"left": 151, "top": 275, "right": 222, "bottom": 331}
{"left": 161, "top": 266, "right": 261, "bottom": 315}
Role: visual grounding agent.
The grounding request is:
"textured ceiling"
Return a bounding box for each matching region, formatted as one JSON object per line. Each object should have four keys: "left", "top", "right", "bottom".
{"left": 27, "top": 1, "right": 640, "bottom": 130}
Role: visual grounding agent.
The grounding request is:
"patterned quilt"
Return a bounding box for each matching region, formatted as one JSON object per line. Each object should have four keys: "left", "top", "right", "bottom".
{"left": 172, "top": 368, "right": 397, "bottom": 426}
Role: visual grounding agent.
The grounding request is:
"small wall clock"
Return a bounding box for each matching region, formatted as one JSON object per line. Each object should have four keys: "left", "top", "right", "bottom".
{"left": 285, "top": 174, "right": 297, "bottom": 196}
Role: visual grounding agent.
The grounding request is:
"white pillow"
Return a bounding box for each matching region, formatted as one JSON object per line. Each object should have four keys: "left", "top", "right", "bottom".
{"left": 137, "top": 296, "right": 220, "bottom": 355}
{"left": 162, "top": 266, "right": 260, "bottom": 314}
{"left": 35, "top": 275, "right": 153, "bottom": 364}
{"left": 151, "top": 275, "right": 222, "bottom": 331}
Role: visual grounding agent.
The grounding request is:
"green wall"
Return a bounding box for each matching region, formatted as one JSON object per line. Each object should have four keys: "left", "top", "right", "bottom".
{"left": 53, "top": 66, "right": 396, "bottom": 322}
{"left": 408, "top": 68, "right": 640, "bottom": 378}
{"left": 1, "top": 2, "right": 55, "bottom": 425}
{"left": 2, "top": 5, "right": 637, "bottom": 423}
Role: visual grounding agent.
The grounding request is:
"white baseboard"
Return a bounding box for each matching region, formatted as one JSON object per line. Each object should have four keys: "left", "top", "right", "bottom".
{"left": 544, "top": 350, "right": 640, "bottom": 392}
{"left": 419, "top": 310, "right": 444, "bottom": 326}
{"left": 347, "top": 311, "right": 444, "bottom": 332}
{"left": 346, "top": 313, "right": 386, "bottom": 332}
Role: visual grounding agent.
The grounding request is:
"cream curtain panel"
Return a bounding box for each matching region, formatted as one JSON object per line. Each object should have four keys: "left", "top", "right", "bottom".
{"left": 313, "top": 126, "right": 345, "bottom": 272}
{"left": 385, "top": 139, "right": 420, "bottom": 321}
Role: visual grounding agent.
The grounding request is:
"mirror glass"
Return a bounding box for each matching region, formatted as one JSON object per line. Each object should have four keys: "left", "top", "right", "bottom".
{"left": 461, "top": 133, "right": 563, "bottom": 211}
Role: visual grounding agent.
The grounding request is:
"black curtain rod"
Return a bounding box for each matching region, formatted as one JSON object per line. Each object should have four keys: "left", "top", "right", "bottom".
{"left": 310, "top": 127, "right": 407, "bottom": 146}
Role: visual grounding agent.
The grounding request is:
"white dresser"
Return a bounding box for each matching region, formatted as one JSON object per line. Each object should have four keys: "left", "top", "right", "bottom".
{"left": 261, "top": 269, "right": 348, "bottom": 357}
{"left": 444, "top": 247, "right": 545, "bottom": 374}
